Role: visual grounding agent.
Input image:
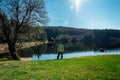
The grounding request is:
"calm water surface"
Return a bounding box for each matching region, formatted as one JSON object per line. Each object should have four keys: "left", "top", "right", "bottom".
{"left": 32, "top": 49, "right": 120, "bottom": 60}
{"left": 18, "top": 42, "right": 120, "bottom": 60}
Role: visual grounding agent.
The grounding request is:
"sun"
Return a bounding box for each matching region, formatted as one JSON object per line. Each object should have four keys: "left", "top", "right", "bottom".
{"left": 70, "top": 0, "right": 85, "bottom": 13}
{"left": 75, "top": 0, "right": 80, "bottom": 13}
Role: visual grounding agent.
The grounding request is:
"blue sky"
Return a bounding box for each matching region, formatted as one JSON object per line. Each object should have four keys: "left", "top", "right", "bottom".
{"left": 45, "top": 0, "right": 120, "bottom": 29}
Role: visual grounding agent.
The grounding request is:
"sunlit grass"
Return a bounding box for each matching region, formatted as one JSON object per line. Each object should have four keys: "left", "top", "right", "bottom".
{"left": 0, "top": 55, "right": 120, "bottom": 80}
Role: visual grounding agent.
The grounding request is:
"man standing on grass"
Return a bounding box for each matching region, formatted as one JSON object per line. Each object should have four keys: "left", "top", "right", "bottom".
{"left": 57, "top": 42, "right": 64, "bottom": 60}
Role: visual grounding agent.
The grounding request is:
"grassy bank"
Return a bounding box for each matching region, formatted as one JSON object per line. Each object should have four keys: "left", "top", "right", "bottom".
{"left": 0, "top": 55, "right": 120, "bottom": 80}
{"left": 0, "top": 41, "right": 48, "bottom": 54}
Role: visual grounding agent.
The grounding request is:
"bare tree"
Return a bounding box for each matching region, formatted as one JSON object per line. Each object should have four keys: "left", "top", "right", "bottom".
{"left": 0, "top": 0, "right": 48, "bottom": 60}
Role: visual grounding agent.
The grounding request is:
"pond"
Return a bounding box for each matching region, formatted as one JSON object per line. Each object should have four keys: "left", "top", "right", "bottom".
{"left": 18, "top": 42, "right": 120, "bottom": 60}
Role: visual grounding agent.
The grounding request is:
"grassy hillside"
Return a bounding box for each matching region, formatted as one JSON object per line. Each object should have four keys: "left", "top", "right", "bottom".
{"left": 0, "top": 55, "right": 120, "bottom": 80}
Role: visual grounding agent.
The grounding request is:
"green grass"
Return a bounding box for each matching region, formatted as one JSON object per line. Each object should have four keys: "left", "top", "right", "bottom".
{"left": 0, "top": 55, "right": 120, "bottom": 80}
{"left": 0, "top": 58, "right": 7, "bottom": 61}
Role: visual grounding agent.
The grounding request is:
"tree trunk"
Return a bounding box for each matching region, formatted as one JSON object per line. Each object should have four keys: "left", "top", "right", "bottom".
{"left": 8, "top": 43, "right": 20, "bottom": 60}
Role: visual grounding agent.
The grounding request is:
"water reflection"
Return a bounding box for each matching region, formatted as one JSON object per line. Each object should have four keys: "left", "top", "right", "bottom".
{"left": 18, "top": 42, "right": 120, "bottom": 60}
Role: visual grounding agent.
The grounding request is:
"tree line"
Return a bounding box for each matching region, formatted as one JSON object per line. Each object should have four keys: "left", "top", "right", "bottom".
{"left": 1, "top": 26, "right": 120, "bottom": 45}
{"left": 44, "top": 27, "right": 120, "bottom": 45}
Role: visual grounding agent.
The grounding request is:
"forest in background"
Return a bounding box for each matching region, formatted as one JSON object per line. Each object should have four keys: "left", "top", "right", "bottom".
{"left": 46, "top": 26, "right": 120, "bottom": 45}
{"left": 0, "top": 26, "right": 120, "bottom": 47}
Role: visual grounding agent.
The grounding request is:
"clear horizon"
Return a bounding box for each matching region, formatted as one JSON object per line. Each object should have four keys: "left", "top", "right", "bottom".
{"left": 45, "top": 0, "right": 120, "bottom": 29}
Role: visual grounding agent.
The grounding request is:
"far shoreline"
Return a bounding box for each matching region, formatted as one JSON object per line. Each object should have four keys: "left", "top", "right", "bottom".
{"left": 0, "top": 41, "right": 48, "bottom": 54}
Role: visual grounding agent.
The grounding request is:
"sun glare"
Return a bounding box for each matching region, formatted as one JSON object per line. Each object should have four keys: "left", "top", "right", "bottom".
{"left": 70, "top": 0, "right": 86, "bottom": 13}
{"left": 75, "top": 0, "right": 80, "bottom": 13}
